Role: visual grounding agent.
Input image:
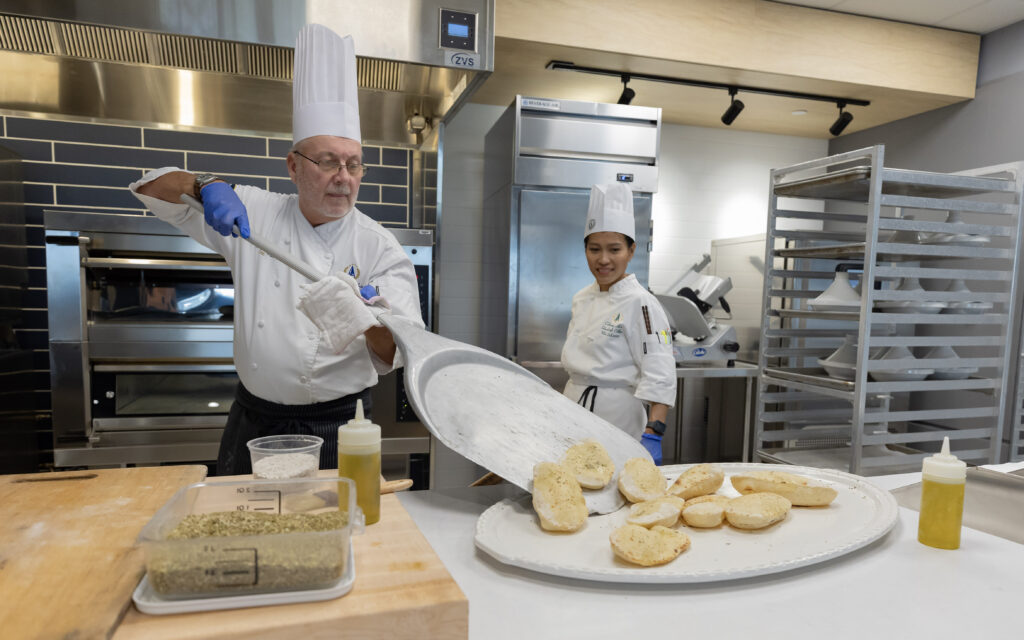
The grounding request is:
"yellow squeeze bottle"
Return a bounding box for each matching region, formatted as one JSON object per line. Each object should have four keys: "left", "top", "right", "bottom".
{"left": 917, "top": 436, "right": 966, "bottom": 550}
{"left": 338, "top": 399, "right": 381, "bottom": 525}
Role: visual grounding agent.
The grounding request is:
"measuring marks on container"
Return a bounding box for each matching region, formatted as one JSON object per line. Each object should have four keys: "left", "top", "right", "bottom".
{"left": 235, "top": 486, "right": 282, "bottom": 512}
{"left": 191, "top": 488, "right": 280, "bottom": 588}
{"left": 203, "top": 545, "right": 260, "bottom": 588}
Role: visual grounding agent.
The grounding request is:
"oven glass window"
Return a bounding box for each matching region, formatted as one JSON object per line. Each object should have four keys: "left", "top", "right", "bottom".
{"left": 88, "top": 267, "right": 234, "bottom": 320}
{"left": 115, "top": 373, "right": 237, "bottom": 415}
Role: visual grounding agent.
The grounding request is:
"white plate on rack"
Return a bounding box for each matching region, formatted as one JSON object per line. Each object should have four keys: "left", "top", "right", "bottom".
{"left": 869, "top": 368, "right": 934, "bottom": 382}
{"left": 942, "top": 301, "right": 994, "bottom": 314}
{"left": 816, "top": 358, "right": 856, "bottom": 380}
{"left": 474, "top": 463, "right": 898, "bottom": 584}
{"left": 930, "top": 233, "right": 991, "bottom": 246}
{"left": 807, "top": 301, "right": 860, "bottom": 312}
{"left": 132, "top": 544, "right": 355, "bottom": 614}
{"left": 874, "top": 301, "right": 946, "bottom": 314}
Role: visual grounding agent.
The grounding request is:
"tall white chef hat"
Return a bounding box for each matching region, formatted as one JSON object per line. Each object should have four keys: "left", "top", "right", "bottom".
{"left": 585, "top": 183, "right": 635, "bottom": 240}
{"left": 292, "top": 23, "right": 360, "bottom": 145}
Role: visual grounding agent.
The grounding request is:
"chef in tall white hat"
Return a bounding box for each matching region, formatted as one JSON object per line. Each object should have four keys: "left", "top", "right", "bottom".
{"left": 560, "top": 183, "right": 677, "bottom": 464}
{"left": 128, "top": 23, "right": 424, "bottom": 475}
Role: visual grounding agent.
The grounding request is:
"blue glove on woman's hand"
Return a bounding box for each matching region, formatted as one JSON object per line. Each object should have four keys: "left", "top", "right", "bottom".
{"left": 641, "top": 432, "right": 663, "bottom": 466}
{"left": 201, "top": 182, "right": 250, "bottom": 238}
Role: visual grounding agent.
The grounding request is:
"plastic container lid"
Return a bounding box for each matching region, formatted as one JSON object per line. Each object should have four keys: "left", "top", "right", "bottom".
{"left": 338, "top": 399, "right": 380, "bottom": 447}
{"left": 921, "top": 436, "right": 966, "bottom": 481}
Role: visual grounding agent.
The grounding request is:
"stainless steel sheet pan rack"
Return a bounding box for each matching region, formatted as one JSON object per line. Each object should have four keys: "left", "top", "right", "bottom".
{"left": 756, "top": 145, "right": 1024, "bottom": 474}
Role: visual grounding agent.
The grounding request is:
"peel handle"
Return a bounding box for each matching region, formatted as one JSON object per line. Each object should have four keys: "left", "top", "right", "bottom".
{"left": 180, "top": 193, "right": 326, "bottom": 282}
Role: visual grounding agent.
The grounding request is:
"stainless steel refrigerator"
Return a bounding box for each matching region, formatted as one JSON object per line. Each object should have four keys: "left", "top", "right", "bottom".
{"left": 482, "top": 96, "right": 661, "bottom": 389}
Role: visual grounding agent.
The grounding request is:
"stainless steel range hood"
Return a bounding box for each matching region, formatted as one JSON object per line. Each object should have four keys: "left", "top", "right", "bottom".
{"left": 0, "top": 0, "right": 493, "bottom": 148}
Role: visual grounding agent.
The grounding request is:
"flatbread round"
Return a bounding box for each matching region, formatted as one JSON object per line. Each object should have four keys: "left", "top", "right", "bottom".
{"left": 610, "top": 524, "right": 691, "bottom": 566}
{"left": 668, "top": 463, "right": 725, "bottom": 499}
{"left": 561, "top": 439, "right": 615, "bottom": 490}
{"left": 626, "top": 495, "right": 686, "bottom": 528}
{"left": 725, "top": 492, "right": 791, "bottom": 530}
{"left": 618, "top": 457, "right": 667, "bottom": 503}
{"left": 730, "top": 470, "right": 837, "bottom": 506}
{"left": 532, "top": 462, "right": 587, "bottom": 532}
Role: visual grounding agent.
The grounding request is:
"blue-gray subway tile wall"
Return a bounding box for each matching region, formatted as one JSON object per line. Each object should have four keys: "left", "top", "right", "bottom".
{"left": 1, "top": 114, "right": 416, "bottom": 465}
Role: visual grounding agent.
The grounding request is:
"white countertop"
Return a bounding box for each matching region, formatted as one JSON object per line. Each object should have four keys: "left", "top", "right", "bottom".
{"left": 399, "top": 471, "right": 1023, "bottom": 640}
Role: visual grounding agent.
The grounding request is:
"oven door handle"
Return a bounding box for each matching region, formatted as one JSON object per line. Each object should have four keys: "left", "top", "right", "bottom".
{"left": 82, "top": 257, "right": 230, "bottom": 270}
{"left": 93, "top": 363, "right": 237, "bottom": 373}
{"left": 181, "top": 194, "right": 327, "bottom": 282}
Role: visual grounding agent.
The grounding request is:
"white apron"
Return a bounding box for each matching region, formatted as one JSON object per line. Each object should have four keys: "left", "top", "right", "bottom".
{"left": 563, "top": 379, "right": 647, "bottom": 439}
{"left": 560, "top": 275, "right": 677, "bottom": 440}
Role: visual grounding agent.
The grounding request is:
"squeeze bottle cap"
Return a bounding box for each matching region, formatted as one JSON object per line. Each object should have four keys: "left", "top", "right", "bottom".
{"left": 338, "top": 399, "right": 380, "bottom": 447}
{"left": 921, "top": 437, "right": 966, "bottom": 481}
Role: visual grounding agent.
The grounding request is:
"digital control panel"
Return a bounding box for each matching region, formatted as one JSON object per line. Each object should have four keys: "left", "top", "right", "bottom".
{"left": 439, "top": 8, "right": 477, "bottom": 51}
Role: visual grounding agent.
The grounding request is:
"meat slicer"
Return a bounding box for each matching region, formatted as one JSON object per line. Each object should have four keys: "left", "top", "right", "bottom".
{"left": 655, "top": 254, "right": 740, "bottom": 366}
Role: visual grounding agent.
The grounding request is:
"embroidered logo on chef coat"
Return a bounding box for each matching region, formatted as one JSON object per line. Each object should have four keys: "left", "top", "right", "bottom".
{"left": 601, "top": 312, "right": 624, "bottom": 338}
{"left": 344, "top": 264, "right": 361, "bottom": 279}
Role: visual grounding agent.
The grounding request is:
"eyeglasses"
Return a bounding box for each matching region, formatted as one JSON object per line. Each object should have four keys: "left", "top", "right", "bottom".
{"left": 293, "top": 150, "right": 368, "bottom": 177}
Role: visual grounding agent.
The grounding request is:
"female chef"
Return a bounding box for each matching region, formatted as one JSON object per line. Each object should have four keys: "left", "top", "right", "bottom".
{"left": 560, "top": 183, "right": 677, "bottom": 464}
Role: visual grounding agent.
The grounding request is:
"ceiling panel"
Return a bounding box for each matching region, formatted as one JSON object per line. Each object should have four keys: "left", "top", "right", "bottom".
{"left": 778, "top": 0, "right": 1024, "bottom": 33}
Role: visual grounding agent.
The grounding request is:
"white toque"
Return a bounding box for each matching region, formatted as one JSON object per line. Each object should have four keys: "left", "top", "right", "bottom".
{"left": 585, "top": 183, "right": 635, "bottom": 239}
{"left": 292, "top": 23, "right": 360, "bottom": 145}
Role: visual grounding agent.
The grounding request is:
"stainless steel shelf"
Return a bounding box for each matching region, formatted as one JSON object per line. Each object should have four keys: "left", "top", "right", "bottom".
{"left": 773, "top": 165, "right": 1013, "bottom": 201}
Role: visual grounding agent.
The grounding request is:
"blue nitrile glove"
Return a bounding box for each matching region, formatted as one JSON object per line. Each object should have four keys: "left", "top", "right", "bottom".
{"left": 201, "top": 182, "right": 250, "bottom": 238}
{"left": 641, "top": 432, "right": 663, "bottom": 466}
{"left": 359, "top": 284, "right": 378, "bottom": 300}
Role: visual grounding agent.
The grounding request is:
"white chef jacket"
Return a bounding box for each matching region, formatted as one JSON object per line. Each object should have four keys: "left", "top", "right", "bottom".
{"left": 130, "top": 167, "right": 424, "bottom": 405}
{"left": 561, "top": 274, "right": 676, "bottom": 436}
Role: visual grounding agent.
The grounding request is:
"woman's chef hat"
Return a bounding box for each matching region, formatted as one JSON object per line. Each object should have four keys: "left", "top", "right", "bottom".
{"left": 292, "top": 23, "right": 360, "bottom": 145}
{"left": 585, "top": 183, "right": 635, "bottom": 240}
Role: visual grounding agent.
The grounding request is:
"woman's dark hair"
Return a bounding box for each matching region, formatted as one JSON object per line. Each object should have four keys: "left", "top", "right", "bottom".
{"left": 584, "top": 233, "right": 635, "bottom": 248}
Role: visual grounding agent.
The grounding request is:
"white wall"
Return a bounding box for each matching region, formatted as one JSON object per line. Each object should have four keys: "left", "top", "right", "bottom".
{"left": 650, "top": 125, "right": 826, "bottom": 294}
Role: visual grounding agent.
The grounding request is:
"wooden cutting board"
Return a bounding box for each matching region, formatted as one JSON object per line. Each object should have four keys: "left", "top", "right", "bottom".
{"left": 0, "top": 465, "right": 207, "bottom": 640}
{"left": 114, "top": 493, "right": 468, "bottom": 640}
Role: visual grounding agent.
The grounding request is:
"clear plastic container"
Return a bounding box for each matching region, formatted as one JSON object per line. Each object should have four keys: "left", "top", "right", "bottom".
{"left": 247, "top": 434, "right": 323, "bottom": 479}
{"left": 137, "top": 477, "right": 364, "bottom": 599}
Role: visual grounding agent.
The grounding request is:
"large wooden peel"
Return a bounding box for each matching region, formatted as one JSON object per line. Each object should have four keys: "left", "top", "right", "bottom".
{"left": 180, "top": 194, "right": 646, "bottom": 513}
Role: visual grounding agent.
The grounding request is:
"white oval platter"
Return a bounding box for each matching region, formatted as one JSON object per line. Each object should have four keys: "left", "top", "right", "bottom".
{"left": 474, "top": 463, "right": 898, "bottom": 584}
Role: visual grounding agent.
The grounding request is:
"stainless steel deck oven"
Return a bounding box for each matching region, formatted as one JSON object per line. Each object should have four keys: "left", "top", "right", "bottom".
{"left": 45, "top": 211, "right": 432, "bottom": 469}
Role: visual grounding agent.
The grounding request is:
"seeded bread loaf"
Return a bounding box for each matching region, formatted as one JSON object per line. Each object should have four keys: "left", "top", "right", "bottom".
{"left": 610, "top": 524, "right": 691, "bottom": 566}
{"left": 724, "top": 492, "right": 791, "bottom": 530}
{"left": 668, "top": 463, "right": 725, "bottom": 499}
{"left": 617, "top": 457, "right": 667, "bottom": 503}
{"left": 561, "top": 439, "right": 615, "bottom": 489}
{"left": 730, "top": 470, "right": 838, "bottom": 506}
{"left": 532, "top": 462, "right": 588, "bottom": 532}
{"left": 626, "top": 495, "right": 686, "bottom": 528}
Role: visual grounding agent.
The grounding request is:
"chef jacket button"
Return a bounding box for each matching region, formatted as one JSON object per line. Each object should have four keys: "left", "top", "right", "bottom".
{"left": 308, "top": 333, "right": 316, "bottom": 341}
{"left": 284, "top": 239, "right": 290, "bottom": 245}
{"left": 323, "top": 254, "right": 331, "bottom": 260}
{"left": 274, "top": 280, "right": 280, "bottom": 287}
{"left": 251, "top": 363, "right": 258, "bottom": 370}
{"left": 300, "top": 375, "right": 308, "bottom": 384}
{"left": 257, "top": 320, "right": 264, "bottom": 328}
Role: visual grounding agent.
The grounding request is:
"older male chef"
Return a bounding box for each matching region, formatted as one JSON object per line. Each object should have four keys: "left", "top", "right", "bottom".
{"left": 560, "top": 183, "right": 677, "bottom": 464}
{"left": 130, "top": 24, "right": 423, "bottom": 475}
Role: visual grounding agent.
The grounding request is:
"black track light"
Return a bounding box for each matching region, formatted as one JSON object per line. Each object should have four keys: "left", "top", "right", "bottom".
{"left": 721, "top": 88, "right": 744, "bottom": 125}
{"left": 617, "top": 75, "right": 635, "bottom": 105}
{"left": 830, "top": 102, "right": 853, "bottom": 136}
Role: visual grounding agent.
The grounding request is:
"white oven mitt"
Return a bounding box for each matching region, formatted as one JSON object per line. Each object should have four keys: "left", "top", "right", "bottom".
{"left": 297, "top": 273, "right": 389, "bottom": 354}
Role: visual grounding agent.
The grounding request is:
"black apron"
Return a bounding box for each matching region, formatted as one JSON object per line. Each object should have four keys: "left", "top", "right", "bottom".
{"left": 217, "top": 383, "right": 372, "bottom": 476}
